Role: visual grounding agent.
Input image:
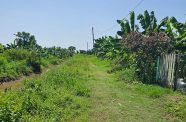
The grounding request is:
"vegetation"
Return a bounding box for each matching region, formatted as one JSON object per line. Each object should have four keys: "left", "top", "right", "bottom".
{"left": 0, "top": 32, "right": 76, "bottom": 83}
{"left": 93, "top": 10, "right": 186, "bottom": 84}
{"left": 0, "top": 55, "right": 90, "bottom": 121}
{"left": 0, "top": 54, "right": 186, "bottom": 121}
{"left": 0, "top": 10, "right": 186, "bottom": 122}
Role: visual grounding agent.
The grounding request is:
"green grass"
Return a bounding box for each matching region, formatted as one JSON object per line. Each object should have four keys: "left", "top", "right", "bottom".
{"left": 84, "top": 55, "right": 186, "bottom": 122}
{"left": 0, "top": 49, "right": 61, "bottom": 83}
{"left": 0, "top": 54, "right": 186, "bottom": 122}
{"left": 0, "top": 55, "right": 90, "bottom": 122}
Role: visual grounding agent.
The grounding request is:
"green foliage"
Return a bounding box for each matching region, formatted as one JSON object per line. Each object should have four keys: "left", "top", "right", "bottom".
{"left": 68, "top": 46, "right": 76, "bottom": 57}
{"left": 94, "top": 10, "right": 186, "bottom": 84}
{"left": 130, "top": 11, "right": 135, "bottom": 32}
{"left": 158, "top": 16, "right": 186, "bottom": 53}
{"left": 0, "top": 55, "right": 89, "bottom": 121}
{"left": 137, "top": 10, "right": 157, "bottom": 35}
{"left": 14, "top": 32, "right": 38, "bottom": 49}
{"left": 0, "top": 31, "right": 75, "bottom": 83}
{"left": 94, "top": 36, "right": 121, "bottom": 59}
{"left": 116, "top": 68, "right": 137, "bottom": 83}
{"left": 117, "top": 11, "right": 138, "bottom": 37}
{"left": 0, "top": 49, "right": 39, "bottom": 82}
{"left": 121, "top": 32, "right": 174, "bottom": 83}
{"left": 0, "top": 43, "right": 4, "bottom": 53}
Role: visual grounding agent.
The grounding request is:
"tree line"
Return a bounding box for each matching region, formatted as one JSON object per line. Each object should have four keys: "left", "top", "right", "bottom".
{"left": 0, "top": 32, "right": 76, "bottom": 83}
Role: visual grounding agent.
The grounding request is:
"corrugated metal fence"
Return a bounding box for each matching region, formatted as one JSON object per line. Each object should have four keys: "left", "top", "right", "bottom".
{"left": 156, "top": 53, "right": 177, "bottom": 88}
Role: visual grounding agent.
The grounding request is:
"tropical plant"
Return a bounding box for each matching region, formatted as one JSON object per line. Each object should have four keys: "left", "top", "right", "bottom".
{"left": 14, "top": 32, "right": 38, "bottom": 49}
{"left": 157, "top": 17, "right": 186, "bottom": 53}
{"left": 0, "top": 43, "right": 4, "bottom": 53}
{"left": 137, "top": 10, "right": 158, "bottom": 35}
{"left": 6, "top": 40, "right": 17, "bottom": 49}
{"left": 94, "top": 36, "right": 121, "bottom": 59}
{"left": 121, "top": 31, "right": 173, "bottom": 83}
{"left": 117, "top": 11, "right": 139, "bottom": 37}
{"left": 68, "top": 46, "right": 76, "bottom": 56}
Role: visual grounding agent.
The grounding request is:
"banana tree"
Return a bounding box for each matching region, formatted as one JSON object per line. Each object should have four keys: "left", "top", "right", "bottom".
{"left": 94, "top": 36, "right": 121, "bottom": 59}
{"left": 137, "top": 10, "right": 158, "bottom": 35}
{"left": 68, "top": 46, "right": 76, "bottom": 57}
{"left": 117, "top": 11, "right": 139, "bottom": 37}
{"left": 158, "top": 17, "right": 186, "bottom": 53}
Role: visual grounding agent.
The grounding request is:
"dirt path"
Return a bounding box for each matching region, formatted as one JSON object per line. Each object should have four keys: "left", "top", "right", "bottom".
{"left": 87, "top": 58, "right": 171, "bottom": 122}
{"left": 0, "top": 64, "right": 59, "bottom": 91}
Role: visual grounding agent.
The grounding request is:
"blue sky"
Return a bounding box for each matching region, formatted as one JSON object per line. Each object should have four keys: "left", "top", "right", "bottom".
{"left": 0, "top": 0, "right": 186, "bottom": 50}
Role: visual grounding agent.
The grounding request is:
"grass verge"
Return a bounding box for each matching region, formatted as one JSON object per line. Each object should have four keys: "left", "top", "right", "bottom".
{"left": 0, "top": 55, "right": 90, "bottom": 122}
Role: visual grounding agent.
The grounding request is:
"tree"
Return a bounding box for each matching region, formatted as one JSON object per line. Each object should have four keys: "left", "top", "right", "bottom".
{"left": 94, "top": 36, "right": 121, "bottom": 59}
{"left": 6, "top": 40, "right": 17, "bottom": 49}
{"left": 137, "top": 10, "right": 158, "bottom": 35}
{"left": 68, "top": 46, "right": 76, "bottom": 53}
{"left": 117, "top": 11, "right": 139, "bottom": 37}
{"left": 14, "top": 32, "right": 37, "bottom": 49}
{"left": 68, "top": 46, "right": 76, "bottom": 57}
{"left": 157, "top": 17, "right": 186, "bottom": 53}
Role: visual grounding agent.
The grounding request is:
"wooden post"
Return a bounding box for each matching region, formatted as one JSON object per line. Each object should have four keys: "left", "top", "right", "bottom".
{"left": 174, "top": 54, "right": 180, "bottom": 91}
{"left": 92, "top": 27, "right": 95, "bottom": 46}
{"left": 87, "top": 42, "right": 88, "bottom": 52}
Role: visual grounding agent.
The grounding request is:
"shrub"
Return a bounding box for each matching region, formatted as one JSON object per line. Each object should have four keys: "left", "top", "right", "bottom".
{"left": 116, "top": 68, "right": 138, "bottom": 83}
{"left": 27, "top": 58, "right": 41, "bottom": 73}
{"left": 25, "top": 51, "right": 42, "bottom": 73}
{"left": 48, "top": 56, "right": 60, "bottom": 65}
{"left": 4, "top": 49, "right": 32, "bottom": 61}
{"left": 0, "top": 57, "right": 7, "bottom": 73}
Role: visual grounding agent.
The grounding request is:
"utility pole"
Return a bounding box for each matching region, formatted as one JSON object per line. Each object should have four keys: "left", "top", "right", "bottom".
{"left": 92, "top": 27, "right": 95, "bottom": 47}
{"left": 87, "top": 42, "right": 88, "bottom": 52}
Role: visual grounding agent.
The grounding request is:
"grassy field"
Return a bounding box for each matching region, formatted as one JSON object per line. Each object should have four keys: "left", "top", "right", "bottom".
{"left": 0, "top": 55, "right": 186, "bottom": 122}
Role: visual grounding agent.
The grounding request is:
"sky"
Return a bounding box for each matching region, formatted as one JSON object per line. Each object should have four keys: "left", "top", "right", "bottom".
{"left": 0, "top": 0, "right": 186, "bottom": 50}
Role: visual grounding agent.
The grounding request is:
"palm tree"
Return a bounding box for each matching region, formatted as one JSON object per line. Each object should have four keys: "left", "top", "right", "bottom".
{"left": 6, "top": 40, "right": 17, "bottom": 49}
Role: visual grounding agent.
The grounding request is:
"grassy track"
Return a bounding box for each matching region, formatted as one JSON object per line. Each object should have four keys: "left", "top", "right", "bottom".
{"left": 83, "top": 55, "right": 185, "bottom": 122}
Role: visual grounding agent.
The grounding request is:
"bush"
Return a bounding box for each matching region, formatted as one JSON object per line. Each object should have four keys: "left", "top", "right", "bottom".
{"left": 0, "top": 57, "right": 7, "bottom": 73}
{"left": 48, "top": 56, "right": 60, "bottom": 65}
{"left": 27, "top": 58, "right": 41, "bottom": 73}
{"left": 4, "top": 49, "right": 32, "bottom": 61}
{"left": 116, "top": 68, "right": 138, "bottom": 83}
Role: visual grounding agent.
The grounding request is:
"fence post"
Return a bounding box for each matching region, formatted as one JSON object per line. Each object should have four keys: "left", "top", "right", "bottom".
{"left": 174, "top": 54, "right": 180, "bottom": 91}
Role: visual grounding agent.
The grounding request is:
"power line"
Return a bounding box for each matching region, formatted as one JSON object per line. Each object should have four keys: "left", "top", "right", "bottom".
{"left": 98, "top": 0, "right": 145, "bottom": 34}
